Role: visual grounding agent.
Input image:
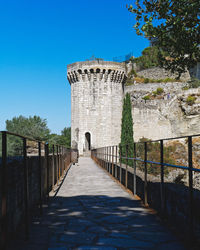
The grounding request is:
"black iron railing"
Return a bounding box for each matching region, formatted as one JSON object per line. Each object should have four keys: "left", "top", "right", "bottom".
{"left": 91, "top": 134, "right": 200, "bottom": 241}
{"left": 0, "top": 131, "right": 72, "bottom": 249}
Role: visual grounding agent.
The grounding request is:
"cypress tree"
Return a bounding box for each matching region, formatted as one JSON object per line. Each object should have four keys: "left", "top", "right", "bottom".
{"left": 120, "top": 93, "right": 134, "bottom": 165}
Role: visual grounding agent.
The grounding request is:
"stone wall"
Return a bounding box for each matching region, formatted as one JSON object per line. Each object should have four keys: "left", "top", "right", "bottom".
{"left": 136, "top": 67, "right": 190, "bottom": 81}
{"left": 68, "top": 61, "right": 126, "bottom": 155}
{"left": 125, "top": 83, "right": 200, "bottom": 141}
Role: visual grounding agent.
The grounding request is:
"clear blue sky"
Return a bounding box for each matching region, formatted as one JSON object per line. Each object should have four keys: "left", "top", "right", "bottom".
{"left": 0, "top": 0, "right": 149, "bottom": 134}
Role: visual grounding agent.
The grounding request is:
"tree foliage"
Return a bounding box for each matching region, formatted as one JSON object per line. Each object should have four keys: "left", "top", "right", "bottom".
{"left": 4, "top": 115, "right": 71, "bottom": 155}
{"left": 128, "top": 0, "right": 200, "bottom": 77}
{"left": 134, "top": 46, "right": 167, "bottom": 70}
{"left": 48, "top": 127, "right": 71, "bottom": 148}
{"left": 120, "top": 93, "right": 134, "bottom": 165}
{"left": 6, "top": 115, "right": 50, "bottom": 141}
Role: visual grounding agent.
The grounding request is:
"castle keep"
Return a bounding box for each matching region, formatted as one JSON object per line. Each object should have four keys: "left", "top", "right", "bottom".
{"left": 67, "top": 60, "right": 126, "bottom": 155}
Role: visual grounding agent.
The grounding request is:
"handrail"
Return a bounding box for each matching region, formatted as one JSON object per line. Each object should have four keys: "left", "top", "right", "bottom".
{"left": 0, "top": 130, "right": 72, "bottom": 249}
{"left": 91, "top": 134, "right": 200, "bottom": 239}
{"left": 0, "top": 130, "right": 70, "bottom": 148}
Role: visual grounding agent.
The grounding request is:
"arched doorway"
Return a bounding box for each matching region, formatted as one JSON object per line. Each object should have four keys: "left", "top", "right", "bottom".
{"left": 85, "top": 132, "right": 91, "bottom": 151}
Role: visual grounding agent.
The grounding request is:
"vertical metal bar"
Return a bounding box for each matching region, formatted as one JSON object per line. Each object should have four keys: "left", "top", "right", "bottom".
{"left": 60, "top": 146, "right": 62, "bottom": 177}
{"left": 52, "top": 145, "right": 55, "bottom": 191}
{"left": 38, "top": 142, "right": 43, "bottom": 215}
{"left": 45, "top": 143, "right": 49, "bottom": 199}
{"left": 59, "top": 146, "right": 61, "bottom": 179}
{"left": 120, "top": 145, "right": 122, "bottom": 183}
{"left": 115, "top": 146, "right": 118, "bottom": 178}
{"left": 1, "top": 132, "right": 7, "bottom": 250}
{"left": 108, "top": 146, "right": 110, "bottom": 172}
{"left": 112, "top": 146, "right": 114, "bottom": 176}
{"left": 56, "top": 145, "right": 59, "bottom": 184}
{"left": 160, "top": 140, "right": 164, "bottom": 214}
{"left": 61, "top": 147, "right": 63, "bottom": 176}
{"left": 106, "top": 147, "right": 108, "bottom": 172}
{"left": 125, "top": 145, "right": 128, "bottom": 188}
{"left": 133, "top": 143, "right": 136, "bottom": 196}
{"left": 104, "top": 147, "right": 106, "bottom": 169}
{"left": 188, "top": 136, "right": 193, "bottom": 236}
{"left": 144, "top": 142, "right": 148, "bottom": 206}
{"left": 23, "top": 138, "right": 29, "bottom": 239}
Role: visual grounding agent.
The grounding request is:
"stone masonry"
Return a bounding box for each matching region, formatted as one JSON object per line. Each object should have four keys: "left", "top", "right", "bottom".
{"left": 67, "top": 61, "right": 126, "bottom": 155}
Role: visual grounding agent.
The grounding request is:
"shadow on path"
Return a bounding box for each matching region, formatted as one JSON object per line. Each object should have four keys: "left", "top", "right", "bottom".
{"left": 9, "top": 194, "right": 185, "bottom": 250}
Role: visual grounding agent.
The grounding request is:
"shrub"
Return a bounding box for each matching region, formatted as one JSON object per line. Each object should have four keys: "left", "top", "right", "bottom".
{"left": 128, "top": 69, "right": 137, "bottom": 77}
{"left": 188, "top": 78, "right": 200, "bottom": 88}
{"left": 186, "top": 95, "right": 196, "bottom": 105}
{"left": 125, "top": 79, "right": 134, "bottom": 86}
{"left": 134, "top": 77, "right": 145, "bottom": 83}
{"left": 156, "top": 87, "right": 164, "bottom": 95}
{"left": 163, "top": 77, "right": 175, "bottom": 83}
{"left": 144, "top": 78, "right": 149, "bottom": 84}
{"left": 182, "top": 86, "right": 189, "bottom": 90}
{"left": 143, "top": 95, "right": 150, "bottom": 101}
{"left": 152, "top": 91, "right": 157, "bottom": 96}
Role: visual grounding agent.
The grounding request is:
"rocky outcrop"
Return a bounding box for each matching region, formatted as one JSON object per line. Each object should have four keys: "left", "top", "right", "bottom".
{"left": 125, "top": 82, "right": 200, "bottom": 141}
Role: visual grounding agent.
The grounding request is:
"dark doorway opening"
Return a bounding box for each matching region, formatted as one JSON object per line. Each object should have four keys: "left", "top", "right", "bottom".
{"left": 85, "top": 132, "right": 91, "bottom": 151}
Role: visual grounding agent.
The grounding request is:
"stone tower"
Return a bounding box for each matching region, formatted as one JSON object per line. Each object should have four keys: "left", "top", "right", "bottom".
{"left": 67, "top": 60, "right": 126, "bottom": 155}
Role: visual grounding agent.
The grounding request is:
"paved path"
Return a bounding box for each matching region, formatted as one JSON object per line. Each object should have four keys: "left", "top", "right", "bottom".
{"left": 12, "top": 157, "right": 185, "bottom": 250}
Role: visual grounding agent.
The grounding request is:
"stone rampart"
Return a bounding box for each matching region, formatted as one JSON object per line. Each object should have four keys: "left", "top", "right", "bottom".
{"left": 136, "top": 67, "right": 190, "bottom": 81}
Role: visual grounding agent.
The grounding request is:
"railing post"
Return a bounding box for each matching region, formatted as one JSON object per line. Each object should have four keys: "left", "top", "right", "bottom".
{"left": 120, "top": 145, "right": 122, "bottom": 183}
{"left": 115, "top": 145, "right": 118, "bottom": 178}
{"left": 62, "top": 147, "right": 64, "bottom": 174}
{"left": 107, "top": 147, "right": 109, "bottom": 172}
{"left": 109, "top": 146, "right": 111, "bottom": 174}
{"left": 112, "top": 146, "right": 114, "bottom": 176}
{"left": 59, "top": 146, "right": 61, "bottom": 179}
{"left": 125, "top": 144, "right": 128, "bottom": 188}
{"left": 1, "top": 131, "right": 7, "bottom": 250}
{"left": 38, "top": 142, "right": 43, "bottom": 215}
{"left": 160, "top": 140, "right": 165, "bottom": 215}
{"left": 52, "top": 145, "right": 55, "bottom": 191}
{"left": 144, "top": 142, "right": 148, "bottom": 206}
{"left": 188, "top": 136, "right": 193, "bottom": 238}
{"left": 133, "top": 143, "right": 136, "bottom": 196}
{"left": 23, "top": 138, "right": 29, "bottom": 239}
{"left": 45, "top": 143, "right": 49, "bottom": 199}
{"left": 105, "top": 147, "right": 107, "bottom": 170}
{"left": 56, "top": 145, "right": 59, "bottom": 184}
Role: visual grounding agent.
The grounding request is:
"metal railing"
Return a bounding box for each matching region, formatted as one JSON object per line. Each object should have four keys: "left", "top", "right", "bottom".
{"left": 0, "top": 131, "right": 72, "bottom": 249}
{"left": 91, "top": 134, "right": 200, "bottom": 240}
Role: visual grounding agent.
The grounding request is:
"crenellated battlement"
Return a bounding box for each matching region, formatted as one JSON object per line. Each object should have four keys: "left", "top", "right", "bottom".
{"left": 67, "top": 60, "right": 126, "bottom": 84}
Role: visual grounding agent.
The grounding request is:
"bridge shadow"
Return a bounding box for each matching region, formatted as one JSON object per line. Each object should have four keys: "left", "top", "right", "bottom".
{"left": 8, "top": 194, "right": 185, "bottom": 250}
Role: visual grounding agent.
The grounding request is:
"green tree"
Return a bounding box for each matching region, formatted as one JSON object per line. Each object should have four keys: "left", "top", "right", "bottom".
{"left": 134, "top": 46, "right": 167, "bottom": 70}
{"left": 120, "top": 93, "right": 134, "bottom": 165}
{"left": 48, "top": 127, "right": 71, "bottom": 148}
{"left": 5, "top": 115, "right": 50, "bottom": 155}
{"left": 6, "top": 115, "right": 50, "bottom": 141}
{"left": 61, "top": 127, "right": 71, "bottom": 148}
{"left": 128, "top": 1, "right": 200, "bottom": 77}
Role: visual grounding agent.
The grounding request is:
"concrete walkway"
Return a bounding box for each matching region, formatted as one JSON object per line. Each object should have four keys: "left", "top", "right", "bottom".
{"left": 12, "top": 157, "right": 185, "bottom": 250}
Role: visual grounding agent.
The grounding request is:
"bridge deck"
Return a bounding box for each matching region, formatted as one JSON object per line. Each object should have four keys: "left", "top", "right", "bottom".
{"left": 12, "top": 157, "right": 184, "bottom": 249}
